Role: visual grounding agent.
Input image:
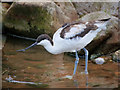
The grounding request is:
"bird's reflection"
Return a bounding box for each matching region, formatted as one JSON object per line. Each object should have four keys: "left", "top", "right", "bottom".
{"left": 73, "top": 74, "right": 89, "bottom": 88}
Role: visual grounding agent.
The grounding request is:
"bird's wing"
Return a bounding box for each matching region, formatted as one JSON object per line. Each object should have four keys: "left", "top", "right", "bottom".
{"left": 60, "top": 22, "right": 98, "bottom": 39}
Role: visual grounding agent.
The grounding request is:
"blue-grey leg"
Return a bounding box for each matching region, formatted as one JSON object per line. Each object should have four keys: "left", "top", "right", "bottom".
{"left": 83, "top": 48, "right": 89, "bottom": 74}
{"left": 73, "top": 50, "right": 79, "bottom": 75}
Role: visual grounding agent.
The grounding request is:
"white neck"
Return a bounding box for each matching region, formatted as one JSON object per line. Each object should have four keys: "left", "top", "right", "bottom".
{"left": 37, "top": 40, "right": 58, "bottom": 54}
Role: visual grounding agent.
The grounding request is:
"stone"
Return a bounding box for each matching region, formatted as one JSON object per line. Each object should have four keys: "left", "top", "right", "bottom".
{"left": 94, "top": 57, "right": 105, "bottom": 65}
{"left": 2, "top": 3, "right": 11, "bottom": 10}
{"left": 91, "top": 55, "right": 112, "bottom": 64}
{"left": 112, "top": 50, "right": 120, "bottom": 62}
{"left": 73, "top": 2, "right": 101, "bottom": 17}
{"left": 3, "top": 1, "right": 78, "bottom": 38}
{"left": 101, "top": 2, "right": 118, "bottom": 17}
{"left": 73, "top": 2, "right": 118, "bottom": 18}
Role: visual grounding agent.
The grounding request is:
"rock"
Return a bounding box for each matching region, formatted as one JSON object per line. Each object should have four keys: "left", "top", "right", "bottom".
{"left": 3, "top": 1, "right": 78, "bottom": 38}
{"left": 1, "top": 3, "right": 6, "bottom": 14}
{"left": 79, "top": 11, "right": 119, "bottom": 56}
{"left": 2, "top": 3, "right": 12, "bottom": 10}
{"left": 112, "top": 50, "right": 120, "bottom": 62}
{"left": 1, "top": 2, "right": 12, "bottom": 17}
{"left": 73, "top": 2, "right": 118, "bottom": 18}
{"left": 91, "top": 55, "right": 112, "bottom": 64}
{"left": 90, "top": 54, "right": 113, "bottom": 64}
{"left": 73, "top": 2, "right": 101, "bottom": 17}
{"left": 90, "top": 53, "right": 102, "bottom": 60}
{"left": 54, "top": 2, "right": 77, "bottom": 21}
{"left": 0, "top": 34, "right": 7, "bottom": 50}
{"left": 100, "top": 2, "right": 118, "bottom": 17}
{"left": 80, "top": 11, "right": 111, "bottom": 22}
{"left": 94, "top": 57, "right": 105, "bottom": 65}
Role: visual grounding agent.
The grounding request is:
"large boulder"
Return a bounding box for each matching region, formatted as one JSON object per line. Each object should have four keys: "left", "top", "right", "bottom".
{"left": 3, "top": 1, "right": 78, "bottom": 38}
{"left": 73, "top": 2, "right": 118, "bottom": 18}
{"left": 79, "top": 11, "right": 119, "bottom": 57}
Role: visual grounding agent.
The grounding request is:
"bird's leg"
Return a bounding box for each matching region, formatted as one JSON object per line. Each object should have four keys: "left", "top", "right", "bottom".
{"left": 73, "top": 50, "right": 79, "bottom": 76}
{"left": 83, "top": 48, "right": 89, "bottom": 74}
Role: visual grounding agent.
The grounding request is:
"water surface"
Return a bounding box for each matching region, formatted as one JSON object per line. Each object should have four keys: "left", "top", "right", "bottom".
{"left": 2, "top": 36, "right": 118, "bottom": 88}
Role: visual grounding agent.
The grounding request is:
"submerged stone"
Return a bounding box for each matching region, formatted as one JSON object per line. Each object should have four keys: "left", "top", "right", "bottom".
{"left": 62, "top": 75, "right": 73, "bottom": 79}
{"left": 94, "top": 57, "right": 105, "bottom": 65}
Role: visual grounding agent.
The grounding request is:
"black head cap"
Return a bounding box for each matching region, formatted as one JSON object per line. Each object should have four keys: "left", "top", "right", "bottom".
{"left": 36, "top": 34, "right": 53, "bottom": 45}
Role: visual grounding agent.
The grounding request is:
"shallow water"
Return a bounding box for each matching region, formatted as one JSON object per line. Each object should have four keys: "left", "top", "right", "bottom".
{"left": 2, "top": 36, "right": 119, "bottom": 88}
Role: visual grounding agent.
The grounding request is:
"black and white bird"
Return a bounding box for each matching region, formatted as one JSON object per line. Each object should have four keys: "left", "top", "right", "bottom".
{"left": 17, "top": 18, "right": 111, "bottom": 76}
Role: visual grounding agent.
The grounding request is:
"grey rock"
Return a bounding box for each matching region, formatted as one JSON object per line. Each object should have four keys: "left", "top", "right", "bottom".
{"left": 73, "top": 2, "right": 118, "bottom": 18}
{"left": 112, "top": 50, "right": 120, "bottom": 62}
{"left": 3, "top": 1, "right": 78, "bottom": 38}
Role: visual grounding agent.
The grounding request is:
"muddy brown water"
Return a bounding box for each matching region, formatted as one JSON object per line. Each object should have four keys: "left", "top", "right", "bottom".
{"left": 2, "top": 36, "right": 119, "bottom": 88}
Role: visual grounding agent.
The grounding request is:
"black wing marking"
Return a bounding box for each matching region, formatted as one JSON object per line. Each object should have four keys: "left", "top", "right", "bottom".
{"left": 60, "top": 21, "right": 84, "bottom": 38}
{"left": 60, "top": 21, "right": 98, "bottom": 39}
{"left": 99, "top": 18, "right": 111, "bottom": 21}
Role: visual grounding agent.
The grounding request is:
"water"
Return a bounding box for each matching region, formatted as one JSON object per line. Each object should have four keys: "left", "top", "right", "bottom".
{"left": 2, "top": 36, "right": 119, "bottom": 88}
